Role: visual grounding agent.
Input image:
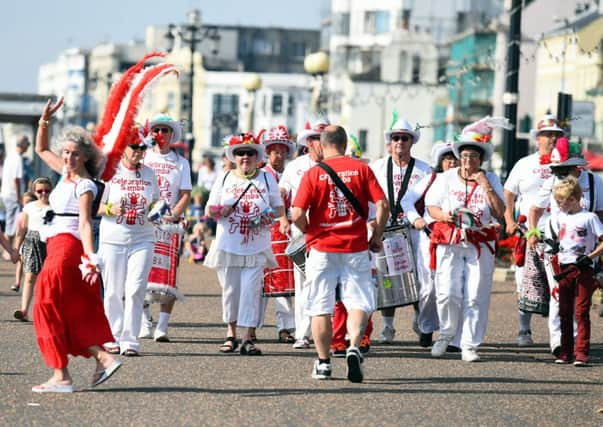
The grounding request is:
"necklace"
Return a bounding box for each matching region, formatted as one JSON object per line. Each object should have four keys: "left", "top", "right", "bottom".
{"left": 235, "top": 168, "right": 258, "bottom": 179}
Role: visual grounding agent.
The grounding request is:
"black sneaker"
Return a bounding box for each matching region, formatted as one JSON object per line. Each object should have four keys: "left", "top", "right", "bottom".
{"left": 552, "top": 346, "right": 562, "bottom": 358}
{"left": 419, "top": 332, "right": 433, "bottom": 348}
{"left": 346, "top": 346, "right": 364, "bottom": 383}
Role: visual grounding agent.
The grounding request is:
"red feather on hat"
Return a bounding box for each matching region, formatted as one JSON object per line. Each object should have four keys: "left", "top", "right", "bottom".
{"left": 95, "top": 54, "right": 179, "bottom": 181}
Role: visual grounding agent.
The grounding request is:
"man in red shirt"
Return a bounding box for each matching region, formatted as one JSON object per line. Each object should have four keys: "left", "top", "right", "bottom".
{"left": 291, "top": 125, "right": 389, "bottom": 383}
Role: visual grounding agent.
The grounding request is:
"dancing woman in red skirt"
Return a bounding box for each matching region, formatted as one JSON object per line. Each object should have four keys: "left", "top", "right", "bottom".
{"left": 31, "top": 97, "right": 121, "bottom": 393}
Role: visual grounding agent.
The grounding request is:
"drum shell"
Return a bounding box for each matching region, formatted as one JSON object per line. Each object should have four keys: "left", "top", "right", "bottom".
{"left": 518, "top": 245, "right": 549, "bottom": 314}
{"left": 284, "top": 234, "right": 306, "bottom": 276}
{"left": 263, "top": 227, "right": 295, "bottom": 297}
{"left": 375, "top": 225, "right": 419, "bottom": 309}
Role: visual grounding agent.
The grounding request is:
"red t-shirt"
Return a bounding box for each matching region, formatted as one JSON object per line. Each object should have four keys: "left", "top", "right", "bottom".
{"left": 293, "top": 156, "right": 385, "bottom": 253}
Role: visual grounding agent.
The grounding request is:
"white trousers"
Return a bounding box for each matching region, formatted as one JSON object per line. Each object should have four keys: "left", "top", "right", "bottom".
{"left": 434, "top": 243, "right": 495, "bottom": 350}
{"left": 217, "top": 266, "right": 263, "bottom": 328}
{"left": 293, "top": 266, "right": 312, "bottom": 339}
{"left": 416, "top": 230, "right": 439, "bottom": 334}
{"left": 258, "top": 296, "right": 295, "bottom": 331}
{"left": 101, "top": 241, "right": 154, "bottom": 352}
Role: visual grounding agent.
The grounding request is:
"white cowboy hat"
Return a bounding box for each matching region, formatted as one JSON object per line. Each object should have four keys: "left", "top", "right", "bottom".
{"left": 549, "top": 137, "right": 587, "bottom": 168}
{"left": 148, "top": 114, "right": 182, "bottom": 144}
{"left": 452, "top": 116, "right": 512, "bottom": 163}
{"left": 263, "top": 125, "right": 295, "bottom": 158}
{"left": 384, "top": 118, "right": 420, "bottom": 145}
{"left": 530, "top": 114, "right": 565, "bottom": 141}
{"left": 430, "top": 140, "right": 455, "bottom": 167}
{"left": 224, "top": 131, "right": 266, "bottom": 163}
{"left": 296, "top": 117, "right": 330, "bottom": 147}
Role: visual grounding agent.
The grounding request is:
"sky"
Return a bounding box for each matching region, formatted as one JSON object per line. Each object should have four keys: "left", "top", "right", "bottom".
{"left": 0, "top": 0, "right": 327, "bottom": 93}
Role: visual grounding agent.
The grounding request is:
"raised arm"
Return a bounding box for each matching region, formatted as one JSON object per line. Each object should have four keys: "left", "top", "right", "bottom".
{"left": 36, "top": 97, "right": 65, "bottom": 174}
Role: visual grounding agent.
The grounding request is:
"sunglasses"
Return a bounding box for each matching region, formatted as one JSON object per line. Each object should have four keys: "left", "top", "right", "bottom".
{"left": 128, "top": 144, "right": 148, "bottom": 151}
{"left": 36, "top": 189, "right": 51, "bottom": 195}
{"left": 391, "top": 134, "right": 411, "bottom": 143}
{"left": 552, "top": 167, "right": 571, "bottom": 178}
{"left": 234, "top": 150, "right": 257, "bottom": 157}
{"left": 152, "top": 127, "right": 171, "bottom": 134}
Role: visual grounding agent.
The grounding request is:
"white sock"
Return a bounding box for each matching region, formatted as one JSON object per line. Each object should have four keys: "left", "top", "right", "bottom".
{"left": 383, "top": 316, "right": 394, "bottom": 329}
{"left": 142, "top": 305, "right": 152, "bottom": 325}
{"left": 157, "top": 312, "right": 170, "bottom": 331}
{"left": 518, "top": 310, "right": 532, "bottom": 333}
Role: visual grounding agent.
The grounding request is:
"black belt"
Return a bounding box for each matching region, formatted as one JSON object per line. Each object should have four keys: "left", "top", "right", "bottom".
{"left": 43, "top": 210, "right": 79, "bottom": 224}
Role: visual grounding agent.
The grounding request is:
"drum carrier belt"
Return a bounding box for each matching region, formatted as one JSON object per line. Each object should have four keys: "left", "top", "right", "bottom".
{"left": 387, "top": 156, "right": 415, "bottom": 225}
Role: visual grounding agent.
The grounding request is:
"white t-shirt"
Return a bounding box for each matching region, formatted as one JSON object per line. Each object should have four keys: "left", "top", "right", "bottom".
{"left": 99, "top": 163, "right": 160, "bottom": 245}
{"left": 400, "top": 171, "right": 437, "bottom": 225}
{"left": 197, "top": 165, "right": 217, "bottom": 191}
{"left": 504, "top": 152, "right": 552, "bottom": 230}
{"left": 144, "top": 150, "right": 192, "bottom": 208}
{"left": 208, "top": 170, "right": 283, "bottom": 255}
{"left": 534, "top": 171, "right": 603, "bottom": 237}
{"left": 23, "top": 201, "right": 51, "bottom": 232}
{"left": 44, "top": 177, "right": 98, "bottom": 241}
{"left": 425, "top": 167, "right": 504, "bottom": 226}
{"left": 369, "top": 156, "right": 431, "bottom": 224}
{"left": 0, "top": 153, "right": 24, "bottom": 200}
{"left": 556, "top": 210, "right": 603, "bottom": 264}
{"left": 279, "top": 154, "right": 315, "bottom": 201}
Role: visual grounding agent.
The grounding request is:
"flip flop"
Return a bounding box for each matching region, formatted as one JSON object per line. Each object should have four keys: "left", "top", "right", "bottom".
{"left": 91, "top": 359, "right": 122, "bottom": 387}
{"left": 13, "top": 310, "right": 28, "bottom": 322}
{"left": 32, "top": 382, "right": 74, "bottom": 393}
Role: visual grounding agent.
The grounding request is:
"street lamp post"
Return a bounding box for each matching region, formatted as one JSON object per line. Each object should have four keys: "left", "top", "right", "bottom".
{"left": 304, "top": 51, "right": 330, "bottom": 114}
{"left": 165, "top": 9, "right": 220, "bottom": 156}
{"left": 243, "top": 74, "right": 262, "bottom": 132}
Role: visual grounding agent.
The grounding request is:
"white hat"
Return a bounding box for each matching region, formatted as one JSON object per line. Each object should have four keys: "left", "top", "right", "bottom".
{"left": 263, "top": 125, "right": 295, "bottom": 158}
{"left": 530, "top": 114, "right": 565, "bottom": 140}
{"left": 224, "top": 131, "right": 266, "bottom": 163}
{"left": 148, "top": 114, "right": 182, "bottom": 144}
{"left": 384, "top": 117, "right": 420, "bottom": 145}
{"left": 296, "top": 118, "right": 330, "bottom": 147}
{"left": 430, "top": 140, "right": 454, "bottom": 166}
{"left": 452, "top": 116, "right": 512, "bottom": 163}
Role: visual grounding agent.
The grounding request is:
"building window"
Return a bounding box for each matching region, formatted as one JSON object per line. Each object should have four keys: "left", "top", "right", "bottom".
{"left": 252, "top": 37, "right": 272, "bottom": 55}
{"left": 402, "top": 9, "right": 411, "bottom": 30}
{"left": 364, "top": 11, "right": 390, "bottom": 34}
{"left": 287, "top": 94, "right": 294, "bottom": 115}
{"left": 211, "top": 94, "right": 239, "bottom": 147}
{"left": 411, "top": 55, "right": 421, "bottom": 83}
{"left": 456, "top": 12, "right": 467, "bottom": 33}
{"left": 399, "top": 52, "right": 408, "bottom": 81}
{"left": 167, "top": 92, "right": 176, "bottom": 111}
{"left": 358, "top": 130, "right": 368, "bottom": 153}
{"left": 333, "top": 12, "right": 350, "bottom": 35}
{"left": 290, "top": 42, "right": 306, "bottom": 58}
{"left": 272, "top": 94, "right": 283, "bottom": 114}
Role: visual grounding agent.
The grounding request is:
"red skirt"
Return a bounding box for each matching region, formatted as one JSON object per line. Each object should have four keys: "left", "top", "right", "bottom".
{"left": 33, "top": 234, "right": 113, "bottom": 369}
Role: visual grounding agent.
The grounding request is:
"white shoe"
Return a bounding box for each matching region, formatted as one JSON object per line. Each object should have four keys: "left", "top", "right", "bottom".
{"left": 139, "top": 323, "right": 153, "bottom": 339}
{"left": 517, "top": 330, "right": 534, "bottom": 347}
{"left": 154, "top": 328, "right": 169, "bottom": 342}
{"left": 461, "top": 348, "right": 481, "bottom": 362}
{"left": 293, "top": 337, "right": 310, "bottom": 349}
{"left": 311, "top": 360, "right": 332, "bottom": 380}
{"left": 431, "top": 337, "right": 450, "bottom": 358}
{"left": 377, "top": 326, "right": 396, "bottom": 344}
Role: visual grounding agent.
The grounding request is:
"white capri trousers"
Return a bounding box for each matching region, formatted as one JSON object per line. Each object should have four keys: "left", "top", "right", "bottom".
{"left": 101, "top": 241, "right": 154, "bottom": 352}
{"left": 434, "top": 242, "right": 495, "bottom": 350}
{"left": 416, "top": 230, "right": 439, "bottom": 334}
{"left": 258, "top": 296, "right": 295, "bottom": 332}
{"left": 217, "top": 266, "right": 263, "bottom": 328}
{"left": 305, "top": 248, "right": 375, "bottom": 316}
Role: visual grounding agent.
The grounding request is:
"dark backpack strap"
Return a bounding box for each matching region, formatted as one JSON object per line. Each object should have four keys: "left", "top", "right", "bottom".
{"left": 588, "top": 171, "right": 595, "bottom": 212}
{"left": 318, "top": 162, "right": 366, "bottom": 219}
{"left": 91, "top": 179, "right": 105, "bottom": 219}
{"left": 222, "top": 170, "right": 231, "bottom": 186}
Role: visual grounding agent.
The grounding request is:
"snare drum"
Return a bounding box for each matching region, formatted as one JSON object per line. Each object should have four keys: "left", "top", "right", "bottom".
{"left": 263, "top": 237, "right": 295, "bottom": 297}
{"left": 518, "top": 245, "right": 549, "bottom": 315}
{"left": 284, "top": 234, "right": 306, "bottom": 276}
{"left": 375, "top": 224, "right": 419, "bottom": 309}
{"left": 147, "top": 222, "right": 185, "bottom": 303}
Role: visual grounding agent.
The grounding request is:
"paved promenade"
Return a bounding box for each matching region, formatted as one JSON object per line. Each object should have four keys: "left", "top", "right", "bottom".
{"left": 1, "top": 259, "right": 602, "bottom": 426}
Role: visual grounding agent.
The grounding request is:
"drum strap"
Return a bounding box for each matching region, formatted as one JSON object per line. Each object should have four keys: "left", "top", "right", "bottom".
{"left": 317, "top": 162, "right": 366, "bottom": 219}
{"left": 588, "top": 171, "right": 594, "bottom": 212}
{"left": 387, "top": 157, "right": 415, "bottom": 224}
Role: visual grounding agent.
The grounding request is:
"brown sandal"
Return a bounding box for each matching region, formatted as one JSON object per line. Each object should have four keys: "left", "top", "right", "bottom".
{"left": 278, "top": 330, "right": 295, "bottom": 344}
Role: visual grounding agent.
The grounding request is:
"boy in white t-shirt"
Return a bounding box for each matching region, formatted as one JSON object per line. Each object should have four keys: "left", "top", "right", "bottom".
{"left": 551, "top": 177, "right": 603, "bottom": 366}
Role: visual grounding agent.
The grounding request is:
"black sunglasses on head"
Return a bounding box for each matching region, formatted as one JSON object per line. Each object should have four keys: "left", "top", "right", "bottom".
{"left": 128, "top": 144, "right": 148, "bottom": 151}
{"left": 391, "top": 134, "right": 411, "bottom": 143}
{"left": 234, "top": 150, "right": 257, "bottom": 157}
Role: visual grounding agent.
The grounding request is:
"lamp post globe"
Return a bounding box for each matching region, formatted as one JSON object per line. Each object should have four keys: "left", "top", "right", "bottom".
{"left": 243, "top": 73, "right": 262, "bottom": 132}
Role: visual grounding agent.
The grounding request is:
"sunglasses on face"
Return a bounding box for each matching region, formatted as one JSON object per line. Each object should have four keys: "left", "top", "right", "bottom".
{"left": 128, "top": 144, "right": 148, "bottom": 151}
{"left": 460, "top": 154, "right": 480, "bottom": 160}
{"left": 391, "top": 134, "right": 411, "bottom": 143}
{"left": 234, "top": 150, "right": 257, "bottom": 157}
{"left": 152, "top": 127, "right": 171, "bottom": 134}
{"left": 36, "top": 189, "right": 51, "bottom": 195}
{"left": 552, "top": 167, "right": 571, "bottom": 178}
